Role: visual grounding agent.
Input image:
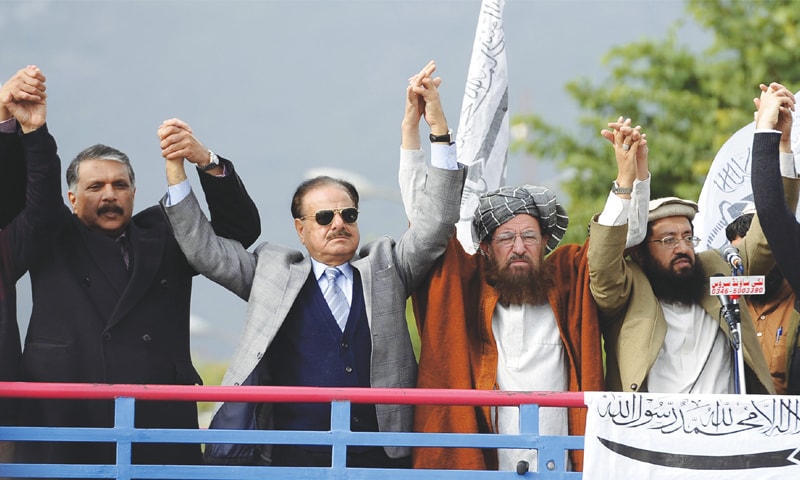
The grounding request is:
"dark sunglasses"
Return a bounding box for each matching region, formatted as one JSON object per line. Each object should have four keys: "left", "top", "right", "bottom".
{"left": 299, "top": 207, "right": 359, "bottom": 226}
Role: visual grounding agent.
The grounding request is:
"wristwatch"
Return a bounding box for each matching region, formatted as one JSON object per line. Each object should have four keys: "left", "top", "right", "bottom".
{"left": 429, "top": 129, "right": 454, "bottom": 145}
{"left": 199, "top": 150, "right": 220, "bottom": 172}
{"left": 611, "top": 180, "right": 633, "bottom": 195}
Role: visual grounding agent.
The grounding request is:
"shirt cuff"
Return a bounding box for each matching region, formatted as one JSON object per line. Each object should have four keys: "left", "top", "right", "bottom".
{"left": 165, "top": 179, "right": 192, "bottom": 206}
{"left": 780, "top": 151, "right": 796, "bottom": 177}
{"left": 431, "top": 142, "right": 458, "bottom": 170}
{"left": 754, "top": 128, "right": 782, "bottom": 134}
{"left": 597, "top": 174, "right": 650, "bottom": 228}
{"left": 0, "top": 118, "right": 16, "bottom": 134}
{"left": 598, "top": 192, "right": 630, "bottom": 226}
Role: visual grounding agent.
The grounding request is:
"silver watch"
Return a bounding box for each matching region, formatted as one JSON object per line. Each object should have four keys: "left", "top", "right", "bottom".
{"left": 612, "top": 181, "right": 633, "bottom": 195}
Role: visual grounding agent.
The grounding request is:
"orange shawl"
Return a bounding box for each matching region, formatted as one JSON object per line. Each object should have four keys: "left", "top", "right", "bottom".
{"left": 412, "top": 235, "right": 604, "bottom": 471}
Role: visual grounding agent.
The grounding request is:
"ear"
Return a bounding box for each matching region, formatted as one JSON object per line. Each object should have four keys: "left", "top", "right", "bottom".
{"left": 294, "top": 218, "right": 305, "bottom": 245}
{"left": 67, "top": 191, "right": 78, "bottom": 212}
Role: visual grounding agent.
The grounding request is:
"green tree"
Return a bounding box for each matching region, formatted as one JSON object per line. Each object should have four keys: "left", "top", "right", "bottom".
{"left": 512, "top": 0, "right": 800, "bottom": 245}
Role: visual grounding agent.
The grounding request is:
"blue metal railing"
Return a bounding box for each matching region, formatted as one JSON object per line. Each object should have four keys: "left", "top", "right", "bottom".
{"left": 0, "top": 382, "right": 586, "bottom": 479}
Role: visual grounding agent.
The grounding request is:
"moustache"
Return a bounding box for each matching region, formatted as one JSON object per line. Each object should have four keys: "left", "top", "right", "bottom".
{"left": 504, "top": 253, "right": 533, "bottom": 268}
{"left": 326, "top": 230, "right": 352, "bottom": 240}
{"left": 97, "top": 204, "right": 124, "bottom": 216}
{"left": 670, "top": 253, "right": 693, "bottom": 267}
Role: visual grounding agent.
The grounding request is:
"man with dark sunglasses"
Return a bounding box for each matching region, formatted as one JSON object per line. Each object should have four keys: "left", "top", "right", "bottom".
{"left": 160, "top": 60, "right": 466, "bottom": 467}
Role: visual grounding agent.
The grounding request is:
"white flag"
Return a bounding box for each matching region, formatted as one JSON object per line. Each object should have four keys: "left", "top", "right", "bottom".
{"left": 584, "top": 392, "right": 800, "bottom": 480}
{"left": 694, "top": 92, "right": 800, "bottom": 252}
{"left": 455, "top": 0, "right": 509, "bottom": 252}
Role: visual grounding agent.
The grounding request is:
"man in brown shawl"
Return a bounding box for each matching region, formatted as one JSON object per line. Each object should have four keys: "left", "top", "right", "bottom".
{"left": 402, "top": 117, "right": 650, "bottom": 472}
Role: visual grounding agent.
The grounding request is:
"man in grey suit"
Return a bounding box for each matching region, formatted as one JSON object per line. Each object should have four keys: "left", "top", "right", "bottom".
{"left": 160, "top": 61, "right": 466, "bottom": 467}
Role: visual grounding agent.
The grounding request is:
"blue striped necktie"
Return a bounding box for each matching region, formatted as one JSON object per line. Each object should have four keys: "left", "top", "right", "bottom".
{"left": 323, "top": 267, "right": 349, "bottom": 331}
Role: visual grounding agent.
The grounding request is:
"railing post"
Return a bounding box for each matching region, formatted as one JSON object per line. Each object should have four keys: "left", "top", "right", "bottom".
{"left": 330, "top": 400, "right": 350, "bottom": 478}
{"left": 115, "top": 396, "right": 135, "bottom": 480}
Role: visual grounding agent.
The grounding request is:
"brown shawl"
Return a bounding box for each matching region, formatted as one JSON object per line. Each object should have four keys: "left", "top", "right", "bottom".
{"left": 412, "top": 235, "right": 604, "bottom": 471}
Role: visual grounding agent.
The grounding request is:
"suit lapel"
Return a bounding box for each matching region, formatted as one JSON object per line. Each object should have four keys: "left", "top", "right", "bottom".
{"left": 73, "top": 219, "right": 129, "bottom": 296}
{"left": 232, "top": 258, "right": 313, "bottom": 382}
{"left": 68, "top": 218, "right": 127, "bottom": 325}
{"left": 351, "top": 255, "right": 371, "bottom": 328}
{"left": 108, "top": 218, "right": 167, "bottom": 328}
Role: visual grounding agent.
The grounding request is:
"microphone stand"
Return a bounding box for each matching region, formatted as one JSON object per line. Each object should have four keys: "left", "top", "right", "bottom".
{"left": 727, "top": 269, "right": 746, "bottom": 395}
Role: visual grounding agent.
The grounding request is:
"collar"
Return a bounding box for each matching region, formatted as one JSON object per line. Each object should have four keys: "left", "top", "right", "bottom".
{"left": 310, "top": 257, "right": 353, "bottom": 282}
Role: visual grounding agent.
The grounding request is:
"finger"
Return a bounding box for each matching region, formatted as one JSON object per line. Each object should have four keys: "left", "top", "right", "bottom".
{"left": 25, "top": 66, "right": 46, "bottom": 83}
{"left": 157, "top": 124, "right": 181, "bottom": 140}
{"left": 421, "top": 60, "right": 436, "bottom": 77}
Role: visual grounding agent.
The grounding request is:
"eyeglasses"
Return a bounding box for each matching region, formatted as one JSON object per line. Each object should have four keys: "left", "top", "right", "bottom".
{"left": 647, "top": 235, "right": 700, "bottom": 249}
{"left": 492, "top": 230, "right": 542, "bottom": 249}
{"left": 299, "top": 207, "right": 359, "bottom": 226}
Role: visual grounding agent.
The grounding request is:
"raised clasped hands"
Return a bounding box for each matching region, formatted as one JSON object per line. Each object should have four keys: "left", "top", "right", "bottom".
{"left": 754, "top": 82, "right": 796, "bottom": 135}
{"left": 158, "top": 118, "right": 208, "bottom": 165}
{"left": 403, "top": 60, "right": 448, "bottom": 141}
{"left": 0, "top": 65, "right": 47, "bottom": 133}
{"left": 601, "top": 116, "right": 649, "bottom": 191}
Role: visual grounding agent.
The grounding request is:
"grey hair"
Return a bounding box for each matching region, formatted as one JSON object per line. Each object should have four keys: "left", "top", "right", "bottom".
{"left": 66, "top": 144, "right": 136, "bottom": 194}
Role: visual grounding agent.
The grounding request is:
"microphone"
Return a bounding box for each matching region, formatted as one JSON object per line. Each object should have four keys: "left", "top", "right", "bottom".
{"left": 712, "top": 274, "right": 741, "bottom": 350}
{"left": 720, "top": 244, "right": 743, "bottom": 275}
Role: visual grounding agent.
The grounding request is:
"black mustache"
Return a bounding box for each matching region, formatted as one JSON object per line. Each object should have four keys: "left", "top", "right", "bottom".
{"left": 97, "top": 204, "right": 124, "bottom": 216}
{"left": 671, "top": 253, "right": 692, "bottom": 266}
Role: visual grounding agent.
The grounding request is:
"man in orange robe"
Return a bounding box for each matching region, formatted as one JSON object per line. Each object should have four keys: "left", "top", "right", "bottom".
{"left": 403, "top": 117, "right": 651, "bottom": 472}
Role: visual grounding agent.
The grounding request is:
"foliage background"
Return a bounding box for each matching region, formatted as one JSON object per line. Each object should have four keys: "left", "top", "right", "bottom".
{"left": 512, "top": 0, "right": 800, "bottom": 245}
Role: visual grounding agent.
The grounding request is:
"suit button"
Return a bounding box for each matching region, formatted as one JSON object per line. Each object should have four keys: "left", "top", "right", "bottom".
{"left": 160, "top": 279, "right": 169, "bottom": 287}
{"left": 345, "top": 366, "right": 353, "bottom": 373}
{"left": 142, "top": 334, "right": 152, "bottom": 343}
{"left": 352, "top": 416, "right": 360, "bottom": 424}
{"left": 341, "top": 342, "right": 349, "bottom": 350}
{"left": 102, "top": 332, "right": 112, "bottom": 341}
{"left": 84, "top": 277, "right": 91, "bottom": 287}
{"left": 630, "top": 383, "right": 639, "bottom": 391}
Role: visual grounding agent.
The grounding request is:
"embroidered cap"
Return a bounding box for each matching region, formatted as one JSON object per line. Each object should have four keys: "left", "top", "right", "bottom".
{"left": 647, "top": 197, "right": 698, "bottom": 223}
{"left": 472, "top": 185, "right": 568, "bottom": 254}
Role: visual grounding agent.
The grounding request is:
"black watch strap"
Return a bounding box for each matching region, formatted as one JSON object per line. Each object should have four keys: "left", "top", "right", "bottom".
{"left": 429, "top": 130, "right": 454, "bottom": 145}
{"left": 199, "top": 150, "right": 220, "bottom": 172}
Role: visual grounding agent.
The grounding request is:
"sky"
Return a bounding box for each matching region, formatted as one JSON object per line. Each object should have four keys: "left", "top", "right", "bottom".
{"left": 2, "top": 0, "right": 706, "bottom": 365}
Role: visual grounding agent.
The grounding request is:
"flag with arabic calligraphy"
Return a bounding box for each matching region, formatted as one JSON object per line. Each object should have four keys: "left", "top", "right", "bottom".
{"left": 454, "top": 0, "right": 509, "bottom": 252}
{"left": 694, "top": 95, "right": 800, "bottom": 252}
{"left": 583, "top": 392, "right": 800, "bottom": 479}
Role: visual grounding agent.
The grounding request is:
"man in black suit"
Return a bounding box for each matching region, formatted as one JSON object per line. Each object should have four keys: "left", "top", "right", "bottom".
{"left": 0, "top": 65, "right": 261, "bottom": 466}
{"left": 0, "top": 65, "right": 60, "bottom": 465}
